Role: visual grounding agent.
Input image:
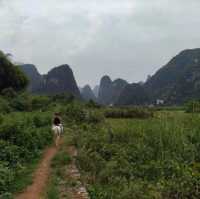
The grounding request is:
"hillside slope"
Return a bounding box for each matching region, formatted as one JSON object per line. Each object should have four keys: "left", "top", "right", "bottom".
{"left": 98, "top": 76, "right": 128, "bottom": 105}
{"left": 19, "top": 64, "right": 43, "bottom": 93}
{"left": 145, "top": 48, "right": 200, "bottom": 104}
{"left": 117, "top": 48, "right": 200, "bottom": 105}
{"left": 19, "top": 64, "right": 81, "bottom": 98}
{"left": 81, "top": 85, "right": 97, "bottom": 102}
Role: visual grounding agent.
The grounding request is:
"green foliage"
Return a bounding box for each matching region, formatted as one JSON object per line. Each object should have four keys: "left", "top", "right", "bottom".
{"left": 64, "top": 103, "right": 105, "bottom": 125}
{"left": 50, "top": 93, "right": 75, "bottom": 104}
{"left": 86, "top": 100, "right": 101, "bottom": 109}
{"left": 0, "top": 163, "right": 14, "bottom": 195}
{"left": 31, "top": 95, "right": 51, "bottom": 111}
{"left": 64, "top": 103, "right": 87, "bottom": 123}
{"left": 185, "top": 100, "right": 200, "bottom": 113}
{"left": 10, "top": 93, "right": 32, "bottom": 111}
{"left": 0, "top": 98, "right": 11, "bottom": 114}
{"left": 46, "top": 135, "right": 72, "bottom": 199}
{"left": 51, "top": 151, "right": 71, "bottom": 168}
{"left": 1, "top": 88, "right": 17, "bottom": 99}
{"left": 104, "top": 107, "right": 154, "bottom": 119}
{"left": 73, "top": 111, "right": 200, "bottom": 198}
{"left": 0, "top": 51, "right": 28, "bottom": 92}
{"left": 0, "top": 111, "right": 53, "bottom": 196}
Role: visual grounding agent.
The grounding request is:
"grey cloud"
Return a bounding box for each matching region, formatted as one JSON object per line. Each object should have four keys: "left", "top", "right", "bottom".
{"left": 0, "top": 0, "right": 200, "bottom": 87}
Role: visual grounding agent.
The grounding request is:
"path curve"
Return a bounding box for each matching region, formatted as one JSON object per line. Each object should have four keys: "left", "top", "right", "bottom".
{"left": 15, "top": 147, "right": 57, "bottom": 199}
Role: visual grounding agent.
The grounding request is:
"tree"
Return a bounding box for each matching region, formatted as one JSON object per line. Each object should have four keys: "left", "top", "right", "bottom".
{"left": 0, "top": 51, "right": 28, "bottom": 92}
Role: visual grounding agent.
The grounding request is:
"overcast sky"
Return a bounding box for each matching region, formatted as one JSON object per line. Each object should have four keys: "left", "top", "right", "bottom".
{"left": 1, "top": 0, "right": 200, "bottom": 87}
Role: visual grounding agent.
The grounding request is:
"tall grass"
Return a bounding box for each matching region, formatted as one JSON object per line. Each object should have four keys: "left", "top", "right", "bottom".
{"left": 74, "top": 111, "right": 200, "bottom": 198}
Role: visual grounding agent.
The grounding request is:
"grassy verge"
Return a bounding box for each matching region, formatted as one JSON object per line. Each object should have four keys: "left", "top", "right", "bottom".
{"left": 45, "top": 132, "right": 72, "bottom": 199}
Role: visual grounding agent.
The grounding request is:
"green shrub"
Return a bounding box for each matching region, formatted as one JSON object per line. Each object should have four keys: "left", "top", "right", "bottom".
{"left": 74, "top": 112, "right": 200, "bottom": 198}
{"left": 0, "top": 51, "right": 28, "bottom": 92}
{"left": 86, "top": 111, "right": 105, "bottom": 124}
{"left": 0, "top": 110, "right": 53, "bottom": 196}
{"left": 10, "top": 93, "right": 32, "bottom": 111}
{"left": 185, "top": 100, "right": 200, "bottom": 113}
{"left": 51, "top": 151, "right": 71, "bottom": 168}
{"left": 104, "top": 107, "right": 154, "bottom": 119}
{"left": 0, "top": 163, "right": 14, "bottom": 195}
{"left": 31, "top": 95, "right": 51, "bottom": 111}
{"left": 0, "top": 98, "right": 11, "bottom": 114}
{"left": 1, "top": 88, "right": 17, "bottom": 99}
{"left": 64, "top": 103, "right": 87, "bottom": 123}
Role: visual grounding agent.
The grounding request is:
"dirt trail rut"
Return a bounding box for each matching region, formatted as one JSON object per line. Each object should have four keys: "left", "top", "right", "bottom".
{"left": 15, "top": 147, "right": 57, "bottom": 199}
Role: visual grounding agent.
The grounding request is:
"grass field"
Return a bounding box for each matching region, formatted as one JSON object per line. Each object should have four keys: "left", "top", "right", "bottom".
{"left": 75, "top": 110, "right": 200, "bottom": 199}
{"left": 1, "top": 95, "right": 200, "bottom": 198}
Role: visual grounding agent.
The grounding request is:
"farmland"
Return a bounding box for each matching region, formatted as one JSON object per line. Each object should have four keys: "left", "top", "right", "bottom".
{"left": 73, "top": 109, "right": 200, "bottom": 199}
{"left": 1, "top": 95, "right": 200, "bottom": 198}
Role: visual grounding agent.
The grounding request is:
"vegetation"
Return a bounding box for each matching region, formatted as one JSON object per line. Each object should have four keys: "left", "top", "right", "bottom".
{"left": 0, "top": 91, "right": 76, "bottom": 198}
{"left": 0, "top": 51, "right": 28, "bottom": 92}
{"left": 1, "top": 54, "right": 200, "bottom": 198}
{"left": 104, "top": 107, "right": 153, "bottom": 119}
{"left": 46, "top": 132, "right": 72, "bottom": 199}
{"left": 0, "top": 110, "right": 52, "bottom": 196}
{"left": 185, "top": 100, "right": 200, "bottom": 113}
{"left": 69, "top": 109, "right": 200, "bottom": 199}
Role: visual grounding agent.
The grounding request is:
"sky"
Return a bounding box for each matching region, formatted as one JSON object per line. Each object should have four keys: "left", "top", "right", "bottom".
{"left": 0, "top": 0, "right": 200, "bottom": 87}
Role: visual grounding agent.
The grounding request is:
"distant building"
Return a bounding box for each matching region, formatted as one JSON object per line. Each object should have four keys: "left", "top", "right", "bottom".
{"left": 156, "top": 99, "right": 164, "bottom": 105}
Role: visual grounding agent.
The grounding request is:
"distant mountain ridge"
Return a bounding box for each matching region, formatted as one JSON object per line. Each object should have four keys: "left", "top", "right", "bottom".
{"left": 19, "top": 48, "right": 200, "bottom": 105}
{"left": 19, "top": 64, "right": 81, "bottom": 98}
{"left": 144, "top": 48, "right": 200, "bottom": 104}
{"left": 117, "top": 48, "right": 200, "bottom": 105}
{"left": 98, "top": 76, "right": 128, "bottom": 105}
{"left": 81, "top": 85, "right": 97, "bottom": 102}
{"left": 93, "top": 85, "right": 99, "bottom": 98}
{"left": 19, "top": 64, "right": 43, "bottom": 93}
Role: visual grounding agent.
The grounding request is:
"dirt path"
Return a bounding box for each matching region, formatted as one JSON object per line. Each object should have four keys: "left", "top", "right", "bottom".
{"left": 15, "top": 139, "right": 89, "bottom": 199}
{"left": 15, "top": 146, "right": 58, "bottom": 199}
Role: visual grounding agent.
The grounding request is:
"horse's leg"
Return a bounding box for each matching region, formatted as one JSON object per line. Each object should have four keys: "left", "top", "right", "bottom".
{"left": 56, "top": 127, "right": 61, "bottom": 147}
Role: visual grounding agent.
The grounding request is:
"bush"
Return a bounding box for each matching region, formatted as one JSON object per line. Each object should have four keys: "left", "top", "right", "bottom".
{"left": 104, "top": 107, "right": 154, "bottom": 119}
{"left": 0, "top": 51, "right": 28, "bottom": 92}
{"left": 86, "top": 100, "right": 101, "bottom": 109}
{"left": 185, "top": 100, "right": 200, "bottom": 113}
{"left": 0, "top": 98, "right": 11, "bottom": 114}
{"left": 51, "top": 151, "right": 71, "bottom": 168}
{"left": 31, "top": 95, "right": 51, "bottom": 111}
{"left": 0, "top": 163, "right": 14, "bottom": 195}
{"left": 10, "top": 93, "right": 32, "bottom": 111}
{"left": 86, "top": 111, "right": 105, "bottom": 124}
{"left": 0, "top": 111, "right": 53, "bottom": 196}
{"left": 1, "top": 88, "right": 17, "bottom": 99}
{"left": 64, "top": 103, "right": 87, "bottom": 123}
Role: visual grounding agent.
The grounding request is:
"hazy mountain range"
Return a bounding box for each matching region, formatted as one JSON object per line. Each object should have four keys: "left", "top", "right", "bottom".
{"left": 18, "top": 48, "right": 200, "bottom": 105}
{"left": 19, "top": 64, "right": 81, "bottom": 98}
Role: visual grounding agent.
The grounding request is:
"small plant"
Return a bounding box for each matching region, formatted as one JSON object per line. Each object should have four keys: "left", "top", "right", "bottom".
{"left": 51, "top": 151, "right": 71, "bottom": 168}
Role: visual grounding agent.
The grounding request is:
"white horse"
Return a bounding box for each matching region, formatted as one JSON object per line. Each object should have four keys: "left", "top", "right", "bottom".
{"left": 52, "top": 124, "right": 64, "bottom": 146}
{"left": 52, "top": 124, "right": 64, "bottom": 135}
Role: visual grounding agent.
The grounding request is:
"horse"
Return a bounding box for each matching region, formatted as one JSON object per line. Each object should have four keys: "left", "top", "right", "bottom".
{"left": 52, "top": 124, "right": 64, "bottom": 146}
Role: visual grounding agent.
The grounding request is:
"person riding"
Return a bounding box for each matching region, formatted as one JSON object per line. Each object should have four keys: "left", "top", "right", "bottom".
{"left": 52, "top": 113, "right": 63, "bottom": 147}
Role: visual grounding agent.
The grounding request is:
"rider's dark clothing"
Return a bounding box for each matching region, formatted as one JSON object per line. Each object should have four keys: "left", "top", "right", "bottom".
{"left": 53, "top": 117, "right": 61, "bottom": 126}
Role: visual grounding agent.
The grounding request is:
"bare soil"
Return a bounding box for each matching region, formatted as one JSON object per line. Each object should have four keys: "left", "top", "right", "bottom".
{"left": 15, "top": 147, "right": 57, "bottom": 199}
